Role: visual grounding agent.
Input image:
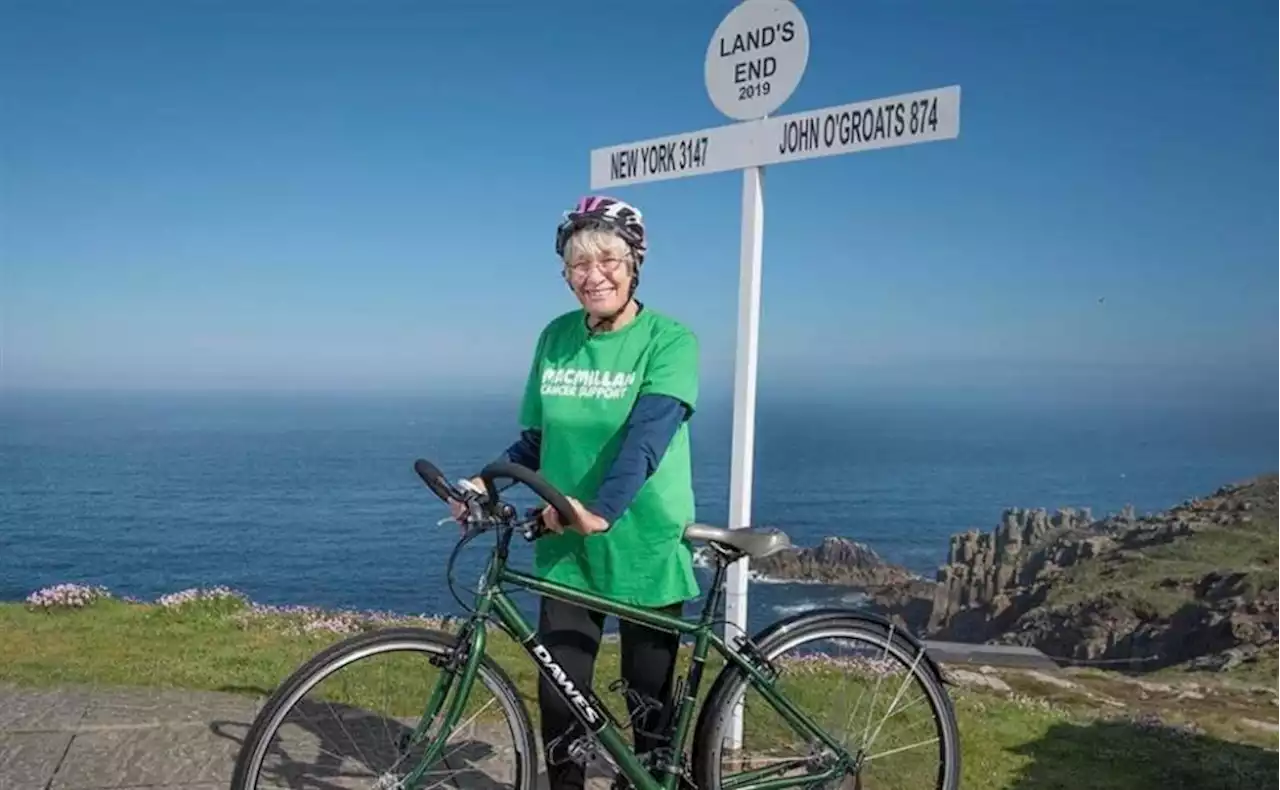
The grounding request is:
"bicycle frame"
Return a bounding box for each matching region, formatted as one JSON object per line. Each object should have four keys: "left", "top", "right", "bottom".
{"left": 400, "top": 524, "right": 855, "bottom": 790}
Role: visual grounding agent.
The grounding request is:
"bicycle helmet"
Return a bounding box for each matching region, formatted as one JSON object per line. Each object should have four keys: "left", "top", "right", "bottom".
{"left": 554, "top": 195, "right": 647, "bottom": 265}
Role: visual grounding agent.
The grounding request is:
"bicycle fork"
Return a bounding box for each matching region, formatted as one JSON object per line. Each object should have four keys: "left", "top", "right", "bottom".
{"left": 395, "top": 619, "right": 491, "bottom": 788}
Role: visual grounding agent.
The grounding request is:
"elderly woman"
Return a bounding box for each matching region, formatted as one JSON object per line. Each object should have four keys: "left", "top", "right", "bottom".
{"left": 452, "top": 195, "right": 700, "bottom": 788}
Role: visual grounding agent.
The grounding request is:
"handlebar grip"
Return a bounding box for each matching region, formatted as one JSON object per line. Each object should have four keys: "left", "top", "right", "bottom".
{"left": 414, "top": 459, "right": 455, "bottom": 502}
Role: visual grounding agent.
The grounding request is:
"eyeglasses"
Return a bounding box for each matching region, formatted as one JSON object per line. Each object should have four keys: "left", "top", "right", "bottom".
{"left": 563, "top": 256, "right": 628, "bottom": 281}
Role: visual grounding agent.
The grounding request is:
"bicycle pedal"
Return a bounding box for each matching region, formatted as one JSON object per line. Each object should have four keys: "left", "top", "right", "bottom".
{"left": 559, "top": 733, "right": 602, "bottom": 768}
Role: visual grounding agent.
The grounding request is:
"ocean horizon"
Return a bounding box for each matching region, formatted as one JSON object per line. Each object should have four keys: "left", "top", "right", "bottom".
{"left": 2, "top": 389, "right": 1274, "bottom": 634}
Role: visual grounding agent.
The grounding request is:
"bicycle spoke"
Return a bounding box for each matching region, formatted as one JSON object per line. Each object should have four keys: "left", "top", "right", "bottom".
{"left": 707, "top": 624, "right": 955, "bottom": 790}
{"left": 865, "top": 734, "right": 942, "bottom": 762}
{"left": 859, "top": 624, "right": 896, "bottom": 752}
{"left": 864, "top": 646, "right": 927, "bottom": 754}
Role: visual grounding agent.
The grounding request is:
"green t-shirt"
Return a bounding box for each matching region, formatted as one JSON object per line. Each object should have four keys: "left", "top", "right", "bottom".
{"left": 517, "top": 306, "right": 701, "bottom": 608}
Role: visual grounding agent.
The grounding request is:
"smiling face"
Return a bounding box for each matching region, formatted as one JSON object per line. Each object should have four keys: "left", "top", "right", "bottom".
{"left": 562, "top": 228, "right": 636, "bottom": 319}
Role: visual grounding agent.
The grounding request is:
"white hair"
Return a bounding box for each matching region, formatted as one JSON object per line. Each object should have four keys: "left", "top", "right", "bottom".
{"left": 561, "top": 227, "right": 633, "bottom": 266}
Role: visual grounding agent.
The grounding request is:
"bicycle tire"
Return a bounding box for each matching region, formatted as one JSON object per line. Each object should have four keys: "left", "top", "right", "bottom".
{"left": 690, "top": 615, "right": 960, "bottom": 790}
{"left": 230, "top": 626, "right": 538, "bottom": 790}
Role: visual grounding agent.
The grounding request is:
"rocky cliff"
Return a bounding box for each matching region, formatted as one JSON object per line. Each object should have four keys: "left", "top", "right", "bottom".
{"left": 924, "top": 505, "right": 1115, "bottom": 640}
{"left": 976, "top": 475, "right": 1279, "bottom": 669}
{"left": 754, "top": 473, "right": 1279, "bottom": 674}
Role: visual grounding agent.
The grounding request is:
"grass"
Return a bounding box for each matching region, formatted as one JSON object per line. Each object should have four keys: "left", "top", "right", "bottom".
{"left": 1045, "top": 525, "right": 1278, "bottom": 618}
{"left": 2, "top": 591, "right": 1275, "bottom": 789}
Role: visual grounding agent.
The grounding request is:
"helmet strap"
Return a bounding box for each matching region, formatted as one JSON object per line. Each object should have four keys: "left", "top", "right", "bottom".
{"left": 586, "top": 296, "right": 638, "bottom": 334}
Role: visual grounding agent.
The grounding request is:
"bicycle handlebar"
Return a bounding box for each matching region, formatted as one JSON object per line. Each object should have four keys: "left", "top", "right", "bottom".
{"left": 413, "top": 457, "right": 577, "bottom": 538}
{"left": 477, "top": 460, "right": 577, "bottom": 527}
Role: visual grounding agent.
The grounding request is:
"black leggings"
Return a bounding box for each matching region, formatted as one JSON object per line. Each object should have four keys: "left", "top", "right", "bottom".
{"left": 537, "top": 595, "right": 684, "bottom": 790}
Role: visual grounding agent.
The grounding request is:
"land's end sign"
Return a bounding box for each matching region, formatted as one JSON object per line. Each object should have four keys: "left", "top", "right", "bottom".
{"left": 705, "top": 0, "right": 810, "bottom": 121}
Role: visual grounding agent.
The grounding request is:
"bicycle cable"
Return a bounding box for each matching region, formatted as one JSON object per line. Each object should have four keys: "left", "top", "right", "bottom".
{"left": 443, "top": 519, "right": 487, "bottom": 617}
{"left": 442, "top": 506, "right": 542, "bottom": 618}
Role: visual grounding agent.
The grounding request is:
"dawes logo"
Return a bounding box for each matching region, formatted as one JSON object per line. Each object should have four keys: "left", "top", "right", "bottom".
{"left": 532, "top": 643, "right": 601, "bottom": 726}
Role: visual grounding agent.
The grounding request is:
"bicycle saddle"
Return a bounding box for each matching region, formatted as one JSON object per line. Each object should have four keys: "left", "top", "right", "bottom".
{"left": 683, "top": 523, "right": 793, "bottom": 559}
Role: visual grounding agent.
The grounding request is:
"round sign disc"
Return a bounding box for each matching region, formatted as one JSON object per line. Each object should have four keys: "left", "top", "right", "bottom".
{"left": 705, "top": 0, "right": 810, "bottom": 121}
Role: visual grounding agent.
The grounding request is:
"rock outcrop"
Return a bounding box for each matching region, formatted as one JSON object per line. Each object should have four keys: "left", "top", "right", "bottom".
{"left": 748, "top": 536, "right": 920, "bottom": 587}
{"left": 703, "top": 536, "right": 938, "bottom": 629}
{"left": 925, "top": 505, "right": 1110, "bottom": 640}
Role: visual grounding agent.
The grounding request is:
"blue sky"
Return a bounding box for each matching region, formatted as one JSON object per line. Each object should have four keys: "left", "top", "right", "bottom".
{"left": 2, "top": 0, "right": 1275, "bottom": 407}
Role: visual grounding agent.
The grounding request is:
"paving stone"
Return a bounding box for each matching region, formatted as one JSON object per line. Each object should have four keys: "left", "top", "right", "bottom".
{"left": 48, "top": 724, "right": 239, "bottom": 789}
{"left": 80, "top": 686, "right": 261, "bottom": 727}
{"left": 0, "top": 684, "right": 538, "bottom": 790}
{"left": 0, "top": 732, "right": 73, "bottom": 789}
{"left": 110, "top": 786, "right": 226, "bottom": 790}
{"left": 0, "top": 686, "right": 89, "bottom": 732}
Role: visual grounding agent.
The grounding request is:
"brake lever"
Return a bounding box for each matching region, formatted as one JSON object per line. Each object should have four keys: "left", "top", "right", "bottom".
{"left": 520, "top": 507, "right": 550, "bottom": 541}
{"left": 456, "top": 477, "right": 489, "bottom": 503}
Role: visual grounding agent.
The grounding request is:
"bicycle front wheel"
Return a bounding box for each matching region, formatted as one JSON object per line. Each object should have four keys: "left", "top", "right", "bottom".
{"left": 692, "top": 616, "right": 960, "bottom": 790}
{"left": 231, "top": 626, "right": 537, "bottom": 790}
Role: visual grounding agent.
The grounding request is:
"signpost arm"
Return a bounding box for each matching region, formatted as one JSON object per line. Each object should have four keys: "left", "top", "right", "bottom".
{"left": 725, "top": 162, "right": 764, "bottom": 751}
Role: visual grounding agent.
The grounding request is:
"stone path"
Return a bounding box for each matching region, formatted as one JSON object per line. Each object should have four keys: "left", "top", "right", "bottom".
{"left": 922, "top": 640, "right": 1060, "bottom": 671}
{"left": 1, "top": 683, "right": 253, "bottom": 790}
{"left": 0, "top": 683, "right": 623, "bottom": 789}
{"left": 0, "top": 686, "right": 267, "bottom": 788}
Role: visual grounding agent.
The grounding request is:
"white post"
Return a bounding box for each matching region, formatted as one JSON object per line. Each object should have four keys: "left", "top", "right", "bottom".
{"left": 724, "top": 163, "right": 764, "bottom": 750}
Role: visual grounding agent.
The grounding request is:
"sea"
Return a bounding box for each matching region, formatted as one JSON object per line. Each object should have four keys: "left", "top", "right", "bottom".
{"left": 1, "top": 390, "right": 1274, "bottom": 635}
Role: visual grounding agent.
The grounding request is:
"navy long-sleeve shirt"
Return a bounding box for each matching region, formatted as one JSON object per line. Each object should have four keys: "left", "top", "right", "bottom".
{"left": 497, "top": 393, "right": 690, "bottom": 525}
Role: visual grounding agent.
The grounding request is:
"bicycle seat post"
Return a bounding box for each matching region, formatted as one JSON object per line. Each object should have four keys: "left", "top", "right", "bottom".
{"left": 696, "top": 549, "right": 731, "bottom": 632}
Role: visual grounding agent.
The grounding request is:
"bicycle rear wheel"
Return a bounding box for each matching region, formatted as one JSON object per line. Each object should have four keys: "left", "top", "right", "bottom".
{"left": 231, "top": 626, "right": 536, "bottom": 790}
{"left": 692, "top": 616, "right": 960, "bottom": 790}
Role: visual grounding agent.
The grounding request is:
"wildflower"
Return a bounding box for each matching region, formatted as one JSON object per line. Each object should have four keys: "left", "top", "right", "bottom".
{"left": 25, "top": 583, "right": 112, "bottom": 610}
{"left": 156, "top": 586, "right": 248, "bottom": 609}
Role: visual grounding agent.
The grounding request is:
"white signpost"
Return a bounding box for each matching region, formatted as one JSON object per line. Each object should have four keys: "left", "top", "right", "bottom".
{"left": 588, "top": 0, "right": 961, "bottom": 749}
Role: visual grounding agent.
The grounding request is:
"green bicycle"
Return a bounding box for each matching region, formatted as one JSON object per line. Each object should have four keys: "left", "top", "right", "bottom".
{"left": 231, "top": 458, "right": 960, "bottom": 789}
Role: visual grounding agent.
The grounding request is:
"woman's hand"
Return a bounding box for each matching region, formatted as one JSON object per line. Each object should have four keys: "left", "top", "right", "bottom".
{"left": 541, "top": 496, "right": 610, "bottom": 536}
{"left": 447, "top": 477, "right": 486, "bottom": 531}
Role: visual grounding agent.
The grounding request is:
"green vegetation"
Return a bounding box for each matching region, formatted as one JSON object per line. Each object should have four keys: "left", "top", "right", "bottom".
{"left": 3, "top": 593, "right": 1274, "bottom": 789}
{"left": 1018, "top": 473, "right": 1280, "bottom": 652}
{"left": 1046, "top": 523, "right": 1278, "bottom": 618}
